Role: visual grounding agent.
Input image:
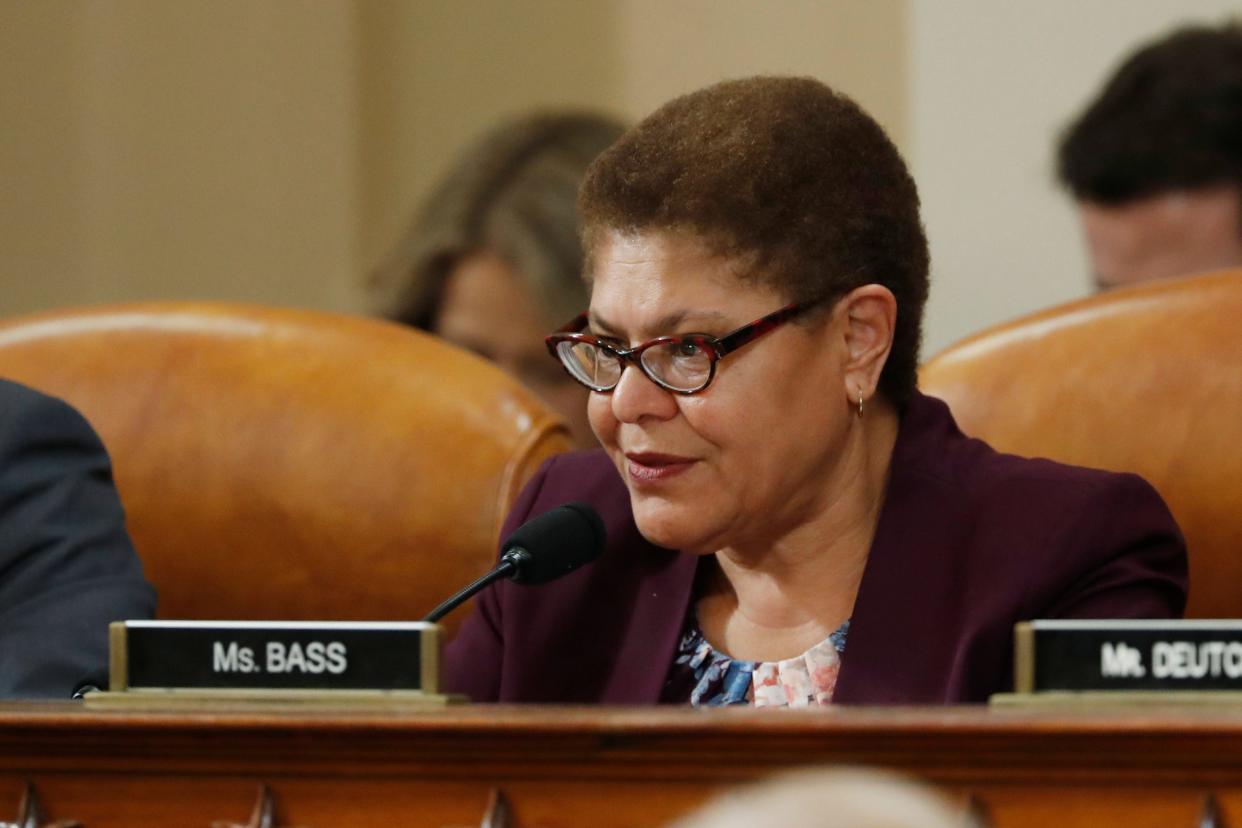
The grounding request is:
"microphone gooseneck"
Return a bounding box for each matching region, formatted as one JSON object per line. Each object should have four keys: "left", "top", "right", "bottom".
{"left": 423, "top": 502, "right": 606, "bottom": 623}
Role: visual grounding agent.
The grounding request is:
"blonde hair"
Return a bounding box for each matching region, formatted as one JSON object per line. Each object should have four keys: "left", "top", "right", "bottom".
{"left": 669, "top": 767, "right": 974, "bottom": 828}
{"left": 371, "top": 111, "right": 626, "bottom": 330}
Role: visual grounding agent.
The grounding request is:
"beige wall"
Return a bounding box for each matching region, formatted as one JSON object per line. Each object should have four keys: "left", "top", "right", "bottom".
{"left": 1, "top": 0, "right": 905, "bottom": 320}
{"left": 6, "top": 0, "right": 1236, "bottom": 356}
{"left": 911, "top": 0, "right": 1241, "bottom": 356}
{"left": 2, "top": 0, "right": 362, "bottom": 316}
{"left": 3, "top": 1, "right": 93, "bottom": 314}
{"left": 612, "top": 0, "right": 906, "bottom": 147}
{"left": 356, "top": 0, "right": 624, "bottom": 298}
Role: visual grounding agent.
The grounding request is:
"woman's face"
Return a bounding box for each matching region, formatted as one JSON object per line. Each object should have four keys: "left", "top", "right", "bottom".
{"left": 435, "top": 251, "right": 594, "bottom": 447}
{"left": 587, "top": 231, "right": 857, "bottom": 554}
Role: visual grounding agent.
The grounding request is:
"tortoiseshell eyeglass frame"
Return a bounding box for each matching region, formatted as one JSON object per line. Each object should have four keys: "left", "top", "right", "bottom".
{"left": 544, "top": 300, "right": 821, "bottom": 395}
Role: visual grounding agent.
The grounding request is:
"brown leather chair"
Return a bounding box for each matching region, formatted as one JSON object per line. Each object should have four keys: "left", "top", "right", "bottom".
{"left": 0, "top": 303, "right": 572, "bottom": 636}
{"left": 919, "top": 269, "right": 1242, "bottom": 618}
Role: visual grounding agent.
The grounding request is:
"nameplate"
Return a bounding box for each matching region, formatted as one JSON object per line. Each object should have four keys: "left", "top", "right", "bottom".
{"left": 109, "top": 620, "right": 441, "bottom": 693}
{"left": 1014, "top": 620, "right": 1242, "bottom": 693}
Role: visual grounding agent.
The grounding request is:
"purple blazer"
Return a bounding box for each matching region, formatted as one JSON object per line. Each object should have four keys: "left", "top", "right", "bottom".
{"left": 444, "top": 393, "right": 1187, "bottom": 704}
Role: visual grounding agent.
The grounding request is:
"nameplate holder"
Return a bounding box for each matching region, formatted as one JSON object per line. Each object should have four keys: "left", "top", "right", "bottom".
{"left": 1005, "top": 620, "right": 1242, "bottom": 701}
{"left": 106, "top": 620, "right": 443, "bottom": 698}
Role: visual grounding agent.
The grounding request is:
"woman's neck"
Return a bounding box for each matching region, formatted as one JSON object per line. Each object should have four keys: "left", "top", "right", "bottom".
{"left": 697, "top": 397, "right": 900, "bottom": 662}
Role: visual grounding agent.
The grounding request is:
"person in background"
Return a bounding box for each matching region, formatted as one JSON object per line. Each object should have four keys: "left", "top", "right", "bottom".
{"left": 371, "top": 111, "right": 626, "bottom": 447}
{"left": 1058, "top": 22, "right": 1242, "bottom": 291}
{"left": 667, "top": 767, "right": 974, "bottom": 828}
{"left": 443, "top": 76, "right": 1186, "bottom": 707}
{"left": 0, "top": 379, "right": 156, "bottom": 697}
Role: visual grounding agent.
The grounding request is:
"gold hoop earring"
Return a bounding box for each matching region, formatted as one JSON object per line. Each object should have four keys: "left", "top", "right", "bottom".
{"left": 856, "top": 390, "right": 864, "bottom": 418}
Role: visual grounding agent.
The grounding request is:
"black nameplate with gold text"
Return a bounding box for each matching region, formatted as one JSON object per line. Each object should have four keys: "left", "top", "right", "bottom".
{"left": 1014, "top": 620, "right": 1242, "bottom": 693}
{"left": 110, "top": 621, "right": 440, "bottom": 692}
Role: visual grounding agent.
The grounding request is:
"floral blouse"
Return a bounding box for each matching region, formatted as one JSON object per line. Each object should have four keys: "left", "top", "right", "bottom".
{"left": 662, "top": 617, "right": 850, "bottom": 707}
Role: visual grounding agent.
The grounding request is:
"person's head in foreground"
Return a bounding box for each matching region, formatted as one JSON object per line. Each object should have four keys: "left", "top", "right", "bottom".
{"left": 442, "top": 76, "right": 1186, "bottom": 708}
{"left": 668, "top": 767, "right": 975, "bottom": 828}
{"left": 372, "top": 111, "right": 626, "bottom": 446}
{"left": 1058, "top": 21, "right": 1242, "bottom": 291}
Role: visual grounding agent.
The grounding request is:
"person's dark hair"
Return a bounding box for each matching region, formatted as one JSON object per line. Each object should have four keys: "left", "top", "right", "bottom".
{"left": 1058, "top": 21, "right": 1242, "bottom": 204}
{"left": 578, "top": 76, "right": 929, "bottom": 406}
{"left": 372, "top": 111, "right": 626, "bottom": 330}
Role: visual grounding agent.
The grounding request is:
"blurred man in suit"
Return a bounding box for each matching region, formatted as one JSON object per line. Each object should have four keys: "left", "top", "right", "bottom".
{"left": 0, "top": 379, "right": 155, "bottom": 697}
{"left": 1058, "top": 22, "right": 1242, "bottom": 291}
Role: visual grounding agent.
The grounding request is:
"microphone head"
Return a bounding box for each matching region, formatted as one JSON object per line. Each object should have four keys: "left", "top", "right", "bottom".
{"left": 500, "top": 501, "right": 606, "bottom": 585}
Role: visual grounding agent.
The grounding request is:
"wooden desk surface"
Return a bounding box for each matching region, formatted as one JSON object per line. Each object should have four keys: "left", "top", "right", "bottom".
{"left": 3, "top": 701, "right": 1242, "bottom": 826}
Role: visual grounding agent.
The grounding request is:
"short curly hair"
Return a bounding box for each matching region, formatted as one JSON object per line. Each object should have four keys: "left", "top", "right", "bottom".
{"left": 1058, "top": 22, "right": 1242, "bottom": 203}
{"left": 578, "top": 76, "right": 929, "bottom": 406}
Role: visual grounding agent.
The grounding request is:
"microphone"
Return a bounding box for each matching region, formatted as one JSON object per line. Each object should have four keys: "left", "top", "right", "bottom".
{"left": 423, "top": 501, "right": 606, "bottom": 623}
{"left": 71, "top": 677, "right": 105, "bottom": 699}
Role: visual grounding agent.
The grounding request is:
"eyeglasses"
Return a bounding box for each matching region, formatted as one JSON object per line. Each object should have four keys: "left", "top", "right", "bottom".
{"left": 545, "top": 301, "right": 819, "bottom": 395}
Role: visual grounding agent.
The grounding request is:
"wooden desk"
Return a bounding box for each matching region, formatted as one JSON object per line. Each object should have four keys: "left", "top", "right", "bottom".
{"left": 3, "top": 702, "right": 1242, "bottom": 826}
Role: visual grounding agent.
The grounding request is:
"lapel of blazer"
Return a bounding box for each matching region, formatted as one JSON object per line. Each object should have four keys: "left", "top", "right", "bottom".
{"left": 529, "top": 451, "right": 701, "bottom": 705}
{"left": 597, "top": 541, "right": 699, "bottom": 704}
{"left": 834, "top": 393, "right": 968, "bottom": 704}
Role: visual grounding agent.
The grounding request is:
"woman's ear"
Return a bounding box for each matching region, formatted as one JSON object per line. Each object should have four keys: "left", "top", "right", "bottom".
{"left": 838, "top": 284, "right": 897, "bottom": 404}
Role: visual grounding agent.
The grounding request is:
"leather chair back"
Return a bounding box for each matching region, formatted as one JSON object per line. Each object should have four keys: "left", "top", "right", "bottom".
{"left": 920, "top": 269, "right": 1242, "bottom": 618}
{"left": 0, "top": 303, "right": 572, "bottom": 636}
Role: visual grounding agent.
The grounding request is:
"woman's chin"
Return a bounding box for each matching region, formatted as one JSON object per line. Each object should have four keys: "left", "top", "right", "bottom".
{"left": 631, "top": 499, "right": 720, "bottom": 553}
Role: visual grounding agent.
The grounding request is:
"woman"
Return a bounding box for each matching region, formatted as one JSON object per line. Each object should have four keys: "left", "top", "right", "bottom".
{"left": 443, "top": 77, "right": 1187, "bottom": 705}
{"left": 371, "top": 111, "right": 626, "bottom": 447}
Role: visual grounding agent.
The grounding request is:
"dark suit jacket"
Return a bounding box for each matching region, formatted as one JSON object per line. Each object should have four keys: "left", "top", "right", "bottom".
{"left": 0, "top": 379, "right": 156, "bottom": 698}
{"left": 444, "top": 392, "right": 1187, "bottom": 704}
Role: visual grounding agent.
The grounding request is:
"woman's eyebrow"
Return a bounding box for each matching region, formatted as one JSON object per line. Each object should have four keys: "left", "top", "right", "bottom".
{"left": 586, "top": 311, "right": 621, "bottom": 335}
{"left": 587, "top": 309, "right": 732, "bottom": 337}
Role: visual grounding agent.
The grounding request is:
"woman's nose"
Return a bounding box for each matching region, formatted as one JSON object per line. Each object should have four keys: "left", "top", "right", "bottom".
{"left": 609, "top": 360, "right": 679, "bottom": 423}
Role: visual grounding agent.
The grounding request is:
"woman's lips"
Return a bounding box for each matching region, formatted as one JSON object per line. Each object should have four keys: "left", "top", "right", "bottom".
{"left": 625, "top": 452, "right": 697, "bottom": 483}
